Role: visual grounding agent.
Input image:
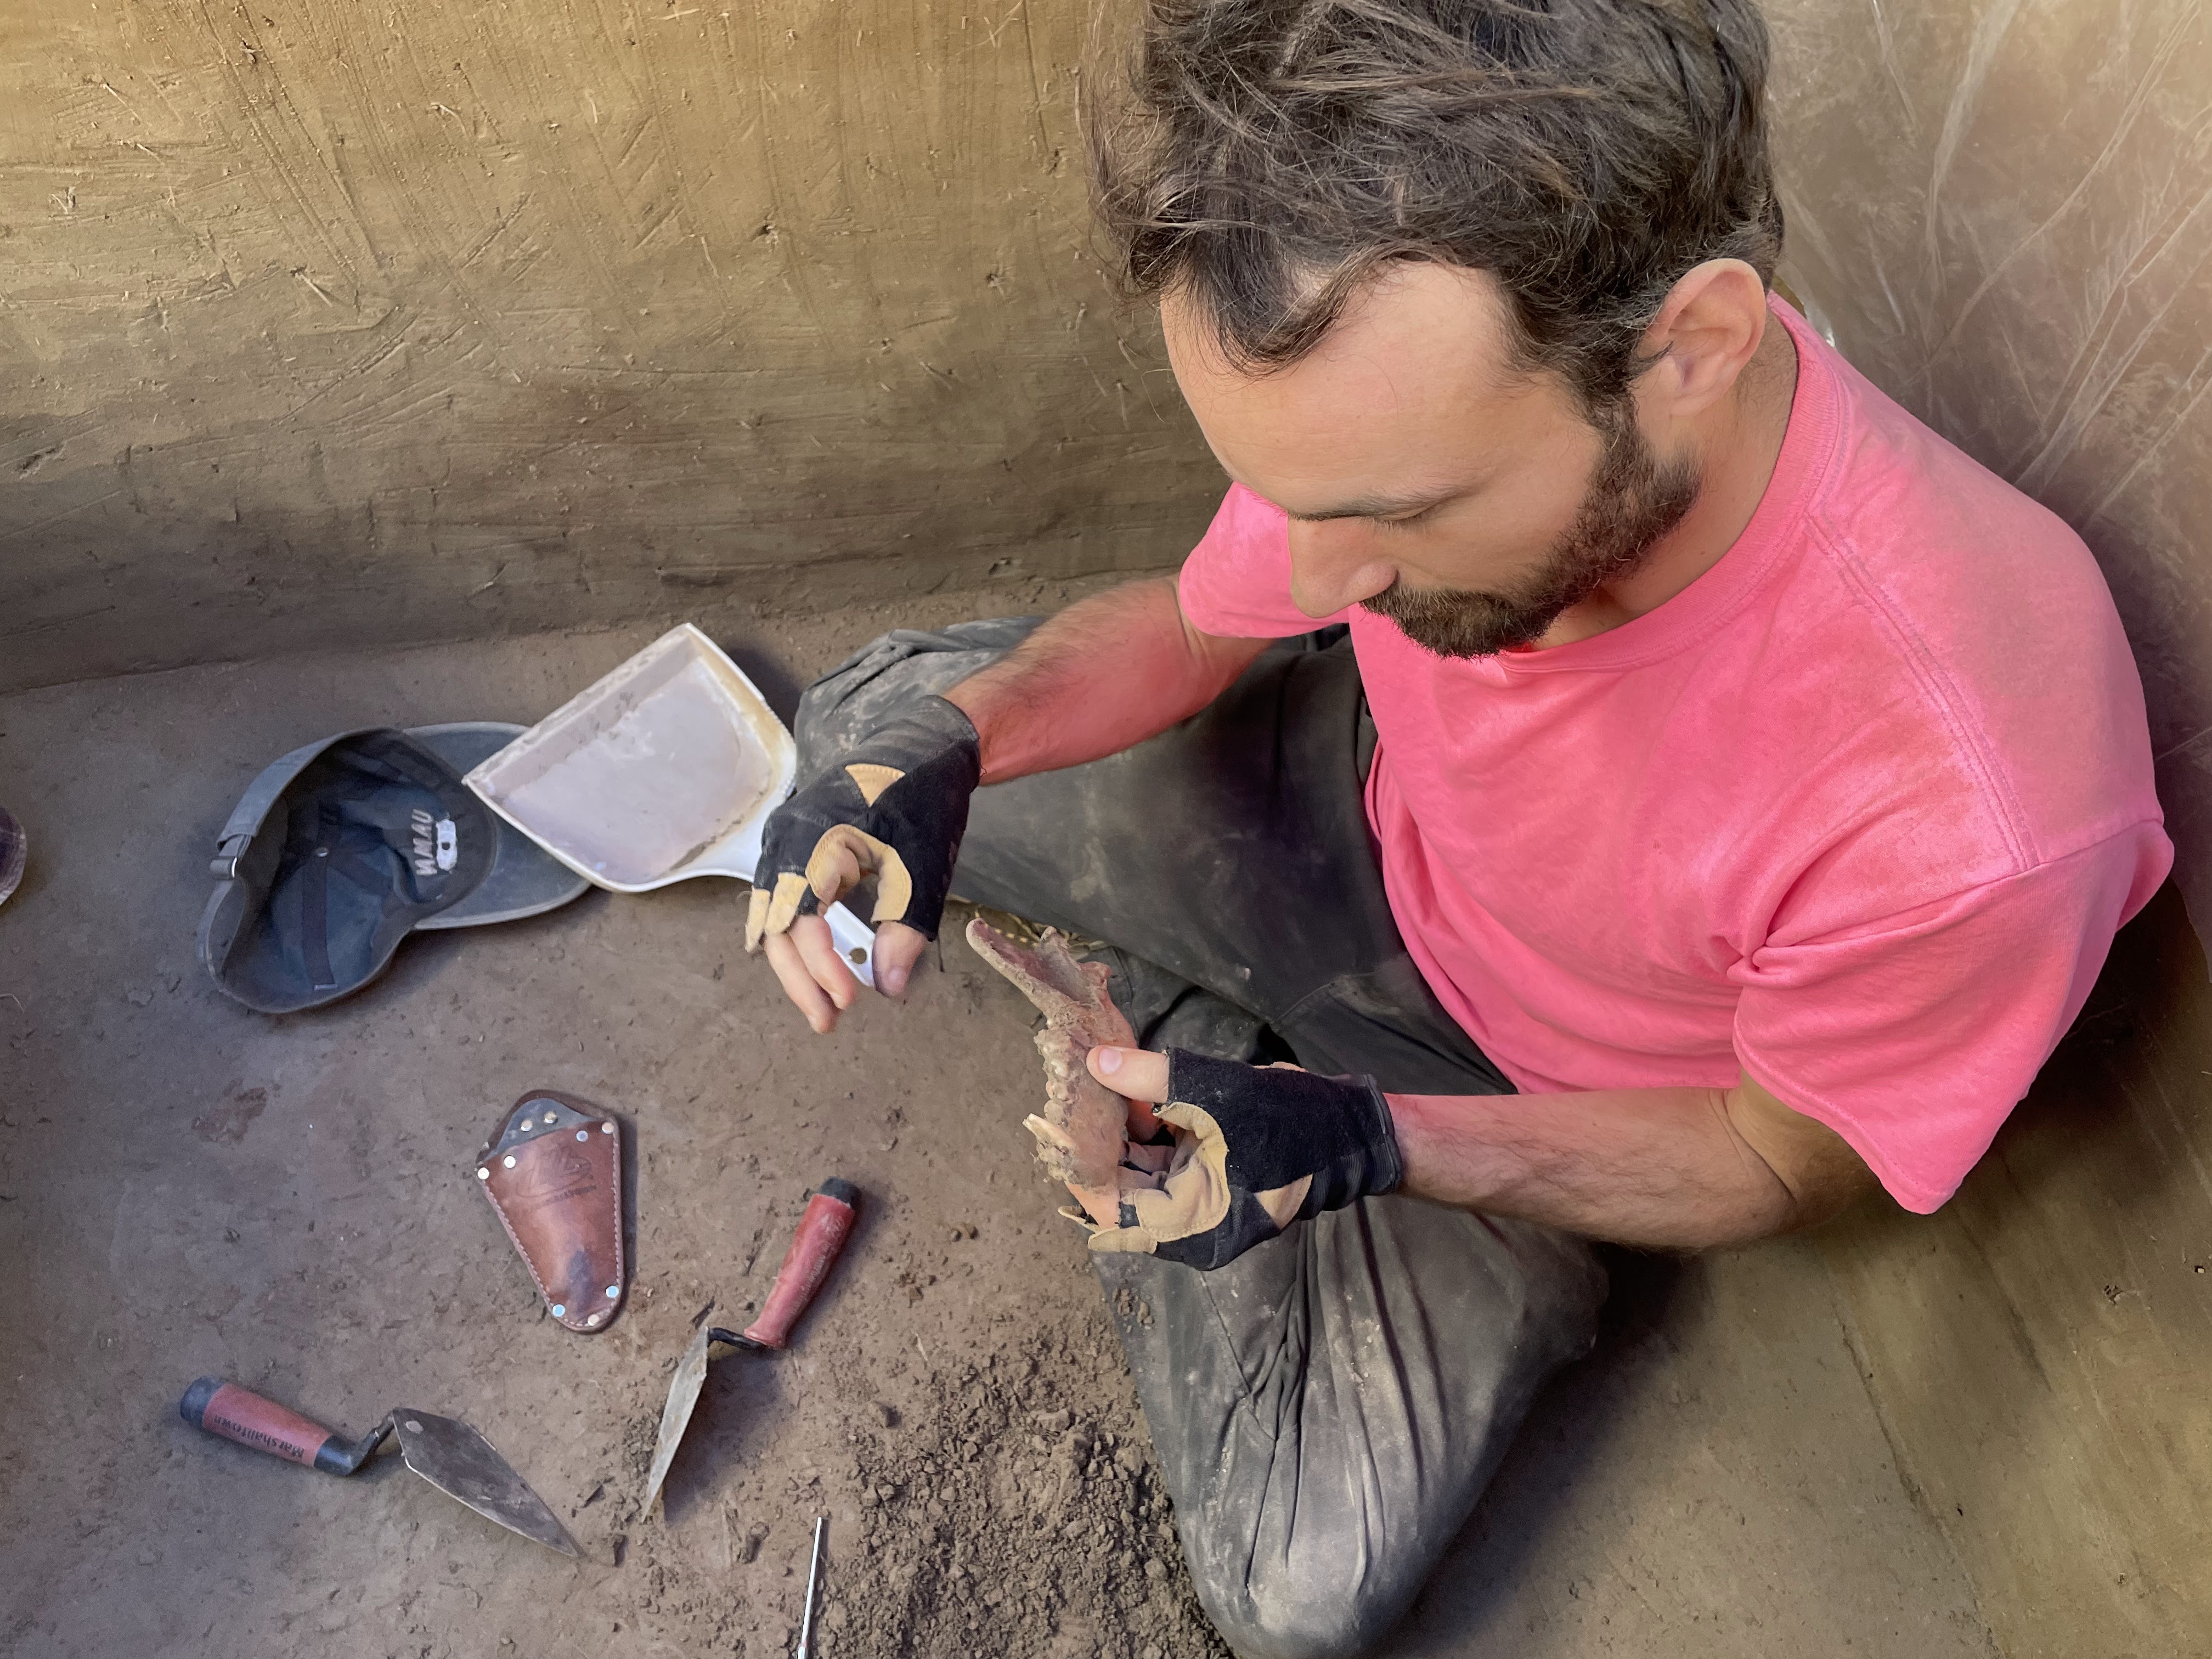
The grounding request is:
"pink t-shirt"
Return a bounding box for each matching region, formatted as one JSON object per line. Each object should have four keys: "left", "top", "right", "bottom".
{"left": 1177, "top": 300, "right": 2171, "bottom": 1213}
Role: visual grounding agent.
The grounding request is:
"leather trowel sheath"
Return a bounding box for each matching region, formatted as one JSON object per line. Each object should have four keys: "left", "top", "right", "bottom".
{"left": 475, "top": 1090, "right": 627, "bottom": 1333}
{"left": 645, "top": 1179, "right": 860, "bottom": 1514}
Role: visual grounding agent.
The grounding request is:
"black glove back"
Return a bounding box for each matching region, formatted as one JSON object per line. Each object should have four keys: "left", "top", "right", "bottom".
{"left": 1088, "top": 1049, "right": 1404, "bottom": 1272}
{"left": 744, "top": 695, "right": 981, "bottom": 951}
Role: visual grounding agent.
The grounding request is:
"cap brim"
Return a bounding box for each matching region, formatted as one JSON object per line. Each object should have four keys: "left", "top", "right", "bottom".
{"left": 405, "top": 724, "right": 593, "bottom": 929}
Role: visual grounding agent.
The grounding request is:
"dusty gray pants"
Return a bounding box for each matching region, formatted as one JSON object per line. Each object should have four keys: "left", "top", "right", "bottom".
{"left": 797, "top": 620, "right": 1607, "bottom": 1659}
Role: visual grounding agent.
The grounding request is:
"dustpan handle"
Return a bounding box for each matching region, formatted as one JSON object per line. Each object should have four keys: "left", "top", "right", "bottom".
{"left": 822, "top": 902, "right": 878, "bottom": 988}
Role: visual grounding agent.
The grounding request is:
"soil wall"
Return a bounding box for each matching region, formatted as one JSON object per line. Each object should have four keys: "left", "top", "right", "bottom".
{"left": 0, "top": 0, "right": 1217, "bottom": 692}
{"left": 1766, "top": 3, "right": 2212, "bottom": 1654}
{"left": 1767, "top": 0, "right": 2212, "bottom": 956}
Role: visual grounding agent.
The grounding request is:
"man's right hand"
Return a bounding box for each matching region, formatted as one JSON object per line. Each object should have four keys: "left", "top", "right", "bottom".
{"left": 745, "top": 694, "right": 981, "bottom": 1031}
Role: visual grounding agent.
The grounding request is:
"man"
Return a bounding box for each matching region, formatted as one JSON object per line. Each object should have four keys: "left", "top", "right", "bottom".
{"left": 744, "top": 1, "right": 2170, "bottom": 1654}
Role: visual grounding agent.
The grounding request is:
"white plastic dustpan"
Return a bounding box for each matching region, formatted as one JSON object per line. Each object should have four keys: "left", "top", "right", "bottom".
{"left": 464, "top": 623, "right": 876, "bottom": 985}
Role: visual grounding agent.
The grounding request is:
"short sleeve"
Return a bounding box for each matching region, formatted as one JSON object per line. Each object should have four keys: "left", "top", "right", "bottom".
{"left": 1731, "top": 826, "right": 2170, "bottom": 1212}
{"left": 1176, "top": 484, "right": 1348, "bottom": 639}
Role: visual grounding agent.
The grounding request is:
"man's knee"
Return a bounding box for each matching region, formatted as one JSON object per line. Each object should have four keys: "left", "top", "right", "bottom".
{"left": 1180, "top": 1497, "right": 1418, "bottom": 1659}
{"left": 792, "top": 617, "right": 1038, "bottom": 765}
{"left": 1192, "top": 1557, "right": 1405, "bottom": 1659}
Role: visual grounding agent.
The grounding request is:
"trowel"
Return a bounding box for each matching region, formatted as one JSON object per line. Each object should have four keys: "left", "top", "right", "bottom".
{"left": 0, "top": 805, "right": 24, "bottom": 907}
{"left": 179, "top": 1376, "right": 580, "bottom": 1556}
{"left": 645, "top": 1178, "right": 860, "bottom": 1514}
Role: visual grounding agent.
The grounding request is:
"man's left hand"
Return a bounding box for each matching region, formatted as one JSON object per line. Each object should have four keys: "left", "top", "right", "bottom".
{"left": 1077, "top": 1046, "right": 1404, "bottom": 1270}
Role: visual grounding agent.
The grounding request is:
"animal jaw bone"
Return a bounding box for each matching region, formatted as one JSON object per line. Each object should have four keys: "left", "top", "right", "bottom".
{"left": 966, "top": 918, "right": 1146, "bottom": 1227}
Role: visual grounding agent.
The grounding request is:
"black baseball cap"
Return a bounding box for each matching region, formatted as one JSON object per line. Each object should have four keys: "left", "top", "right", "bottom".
{"left": 198, "top": 723, "right": 589, "bottom": 1013}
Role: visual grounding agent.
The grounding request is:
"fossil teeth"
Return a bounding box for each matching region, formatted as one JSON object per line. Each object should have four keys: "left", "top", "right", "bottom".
{"left": 972, "top": 918, "right": 1137, "bottom": 1210}
{"left": 1023, "top": 1115, "right": 1082, "bottom": 1182}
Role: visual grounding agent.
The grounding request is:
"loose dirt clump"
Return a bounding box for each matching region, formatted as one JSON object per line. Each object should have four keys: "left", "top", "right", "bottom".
{"left": 826, "top": 1316, "right": 1233, "bottom": 1659}
{"left": 608, "top": 1295, "right": 1235, "bottom": 1658}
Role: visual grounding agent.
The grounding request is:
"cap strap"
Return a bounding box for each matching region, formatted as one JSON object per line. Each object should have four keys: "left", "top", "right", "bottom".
{"left": 303, "top": 805, "right": 340, "bottom": 986}
{"left": 347, "top": 735, "right": 456, "bottom": 797}
{"left": 301, "top": 822, "right": 337, "bottom": 992}
{"left": 325, "top": 846, "right": 388, "bottom": 896}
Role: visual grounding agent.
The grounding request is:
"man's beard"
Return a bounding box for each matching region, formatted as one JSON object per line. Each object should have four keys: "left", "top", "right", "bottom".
{"left": 1362, "top": 404, "right": 1702, "bottom": 658}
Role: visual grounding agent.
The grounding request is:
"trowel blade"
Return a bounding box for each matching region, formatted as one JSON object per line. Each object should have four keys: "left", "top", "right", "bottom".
{"left": 0, "top": 806, "right": 24, "bottom": 907}
{"left": 392, "top": 1409, "right": 580, "bottom": 1557}
{"left": 644, "top": 1324, "right": 716, "bottom": 1513}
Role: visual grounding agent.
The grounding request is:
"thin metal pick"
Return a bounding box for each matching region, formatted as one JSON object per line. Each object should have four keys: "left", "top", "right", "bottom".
{"left": 796, "top": 1514, "right": 828, "bottom": 1657}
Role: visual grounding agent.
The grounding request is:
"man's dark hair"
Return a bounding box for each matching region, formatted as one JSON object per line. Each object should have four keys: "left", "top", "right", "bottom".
{"left": 1090, "top": 0, "right": 1785, "bottom": 411}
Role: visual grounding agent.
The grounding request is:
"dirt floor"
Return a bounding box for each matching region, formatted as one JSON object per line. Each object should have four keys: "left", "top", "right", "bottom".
{"left": 0, "top": 594, "right": 2004, "bottom": 1658}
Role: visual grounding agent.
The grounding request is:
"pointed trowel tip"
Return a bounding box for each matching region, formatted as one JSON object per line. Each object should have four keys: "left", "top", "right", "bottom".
{"left": 642, "top": 1451, "right": 675, "bottom": 1516}
{"left": 531, "top": 1513, "right": 583, "bottom": 1558}
{"left": 0, "top": 806, "right": 23, "bottom": 907}
{"left": 644, "top": 1324, "right": 716, "bottom": 1516}
{"left": 391, "top": 1408, "right": 583, "bottom": 1558}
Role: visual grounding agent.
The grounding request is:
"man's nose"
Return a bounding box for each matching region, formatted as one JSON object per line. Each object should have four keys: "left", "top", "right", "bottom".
{"left": 1287, "top": 517, "right": 1396, "bottom": 616}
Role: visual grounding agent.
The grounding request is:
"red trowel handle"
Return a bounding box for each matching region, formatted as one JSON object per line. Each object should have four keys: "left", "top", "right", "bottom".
{"left": 178, "top": 1377, "right": 390, "bottom": 1475}
{"left": 742, "top": 1179, "right": 859, "bottom": 1350}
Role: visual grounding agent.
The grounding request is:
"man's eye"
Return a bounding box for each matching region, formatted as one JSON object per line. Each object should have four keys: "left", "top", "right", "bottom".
{"left": 1376, "top": 507, "right": 1435, "bottom": 531}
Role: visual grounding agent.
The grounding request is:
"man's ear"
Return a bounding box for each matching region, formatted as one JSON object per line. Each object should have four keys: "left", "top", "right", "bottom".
{"left": 1634, "top": 258, "right": 1770, "bottom": 420}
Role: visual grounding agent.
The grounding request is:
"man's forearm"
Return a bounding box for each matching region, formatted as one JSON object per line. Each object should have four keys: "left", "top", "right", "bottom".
{"left": 1388, "top": 1077, "right": 1874, "bottom": 1249}
{"left": 944, "top": 577, "right": 1268, "bottom": 783}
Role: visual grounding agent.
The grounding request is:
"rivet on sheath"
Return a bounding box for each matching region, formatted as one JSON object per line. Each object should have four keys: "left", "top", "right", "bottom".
{"left": 576, "top": 1130, "right": 588, "bottom": 1142}
{"left": 586, "top": 1313, "right": 601, "bottom": 1326}
{"left": 403, "top": 1419, "right": 423, "bottom": 1433}
{"left": 503, "top": 1154, "right": 517, "bottom": 1167}
{"left": 476, "top": 1167, "right": 489, "bottom": 1181}
{"left": 550, "top": 1304, "right": 566, "bottom": 1317}
{"left": 600, "top": 1122, "right": 614, "bottom": 1133}
{"left": 519, "top": 1117, "right": 533, "bottom": 1130}
{"left": 605, "top": 1285, "right": 619, "bottom": 1299}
